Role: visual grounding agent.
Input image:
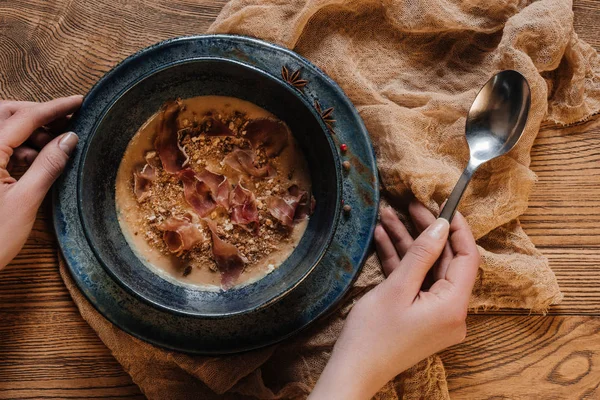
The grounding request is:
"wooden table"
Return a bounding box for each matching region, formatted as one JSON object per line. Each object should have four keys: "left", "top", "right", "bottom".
{"left": 1, "top": 1, "right": 600, "bottom": 398}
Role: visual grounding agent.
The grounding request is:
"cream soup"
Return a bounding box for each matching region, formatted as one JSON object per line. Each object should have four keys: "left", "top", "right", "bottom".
{"left": 116, "top": 96, "right": 313, "bottom": 290}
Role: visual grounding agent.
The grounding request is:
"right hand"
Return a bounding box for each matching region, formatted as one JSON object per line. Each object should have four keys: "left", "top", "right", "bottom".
{"left": 310, "top": 200, "right": 480, "bottom": 400}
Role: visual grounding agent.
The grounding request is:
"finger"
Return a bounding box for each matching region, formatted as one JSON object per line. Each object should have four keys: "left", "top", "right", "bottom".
{"left": 27, "top": 129, "right": 54, "bottom": 150}
{"left": 388, "top": 218, "right": 450, "bottom": 298}
{"left": 379, "top": 206, "right": 413, "bottom": 257}
{"left": 0, "top": 96, "right": 82, "bottom": 148}
{"left": 409, "top": 200, "right": 453, "bottom": 281}
{"left": 374, "top": 224, "right": 401, "bottom": 277}
{"left": 434, "top": 242, "right": 454, "bottom": 281}
{"left": 0, "top": 100, "right": 38, "bottom": 121}
{"left": 444, "top": 211, "right": 480, "bottom": 302}
{"left": 409, "top": 199, "right": 436, "bottom": 234}
{"left": 11, "top": 146, "right": 39, "bottom": 165}
{"left": 0, "top": 168, "right": 15, "bottom": 184}
{"left": 16, "top": 132, "right": 78, "bottom": 208}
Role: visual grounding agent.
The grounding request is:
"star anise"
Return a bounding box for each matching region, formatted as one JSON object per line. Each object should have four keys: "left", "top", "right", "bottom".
{"left": 314, "top": 99, "right": 336, "bottom": 134}
{"left": 282, "top": 66, "right": 308, "bottom": 91}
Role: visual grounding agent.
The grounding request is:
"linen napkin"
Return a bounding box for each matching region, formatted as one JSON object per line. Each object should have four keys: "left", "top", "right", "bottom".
{"left": 60, "top": 0, "right": 600, "bottom": 398}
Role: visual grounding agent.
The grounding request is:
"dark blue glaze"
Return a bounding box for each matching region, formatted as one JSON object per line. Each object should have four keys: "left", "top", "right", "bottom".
{"left": 54, "top": 35, "right": 379, "bottom": 353}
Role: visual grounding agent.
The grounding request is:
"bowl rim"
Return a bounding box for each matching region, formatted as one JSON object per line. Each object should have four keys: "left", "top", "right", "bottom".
{"left": 75, "top": 56, "right": 342, "bottom": 318}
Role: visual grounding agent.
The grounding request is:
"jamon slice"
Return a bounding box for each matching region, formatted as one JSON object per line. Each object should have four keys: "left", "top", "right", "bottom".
{"left": 224, "top": 148, "right": 274, "bottom": 178}
{"left": 179, "top": 168, "right": 217, "bottom": 217}
{"left": 197, "top": 169, "right": 230, "bottom": 209}
{"left": 267, "top": 185, "right": 315, "bottom": 226}
{"left": 204, "top": 219, "right": 246, "bottom": 288}
{"left": 266, "top": 196, "right": 298, "bottom": 227}
{"left": 133, "top": 163, "right": 156, "bottom": 202}
{"left": 204, "top": 117, "right": 235, "bottom": 136}
{"left": 229, "top": 182, "right": 259, "bottom": 232}
{"left": 157, "top": 216, "right": 204, "bottom": 255}
{"left": 155, "top": 100, "right": 187, "bottom": 173}
{"left": 244, "top": 118, "right": 290, "bottom": 157}
{"left": 288, "top": 184, "right": 316, "bottom": 221}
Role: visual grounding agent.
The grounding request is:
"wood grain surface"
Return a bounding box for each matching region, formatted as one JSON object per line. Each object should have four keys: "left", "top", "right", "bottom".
{"left": 1, "top": 0, "right": 600, "bottom": 399}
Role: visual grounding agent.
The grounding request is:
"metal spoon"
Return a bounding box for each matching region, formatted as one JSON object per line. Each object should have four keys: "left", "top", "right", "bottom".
{"left": 439, "top": 70, "right": 531, "bottom": 222}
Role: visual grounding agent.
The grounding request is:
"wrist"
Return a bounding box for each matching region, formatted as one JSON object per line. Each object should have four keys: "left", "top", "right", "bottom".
{"left": 310, "top": 344, "right": 389, "bottom": 400}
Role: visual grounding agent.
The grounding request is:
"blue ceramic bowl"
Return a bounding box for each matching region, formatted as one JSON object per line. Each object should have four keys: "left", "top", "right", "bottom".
{"left": 56, "top": 35, "right": 378, "bottom": 353}
{"left": 77, "top": 52, "right": 341, "bottom": 317}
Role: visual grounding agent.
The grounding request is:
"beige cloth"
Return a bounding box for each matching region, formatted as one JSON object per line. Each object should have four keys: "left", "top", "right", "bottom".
{"left": 60, "top": 0, "right": 600, "bottom": 398}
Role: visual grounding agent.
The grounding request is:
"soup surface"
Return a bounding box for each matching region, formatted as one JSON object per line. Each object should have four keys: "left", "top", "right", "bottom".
{"left": 116, "top": 96, "right": 313, "bottom": 290}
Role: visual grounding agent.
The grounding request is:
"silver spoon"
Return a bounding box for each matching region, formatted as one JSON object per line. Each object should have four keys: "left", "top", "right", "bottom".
{"left": 439, "top": 70, "right": 531, "bottom": 222}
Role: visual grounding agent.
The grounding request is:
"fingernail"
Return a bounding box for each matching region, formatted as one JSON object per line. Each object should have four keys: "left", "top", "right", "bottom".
{"left": 58, "top": 132, "right": 79, "bottom": 156}
{"left": 425, "top": 218, "right": 449, "bottom": 240}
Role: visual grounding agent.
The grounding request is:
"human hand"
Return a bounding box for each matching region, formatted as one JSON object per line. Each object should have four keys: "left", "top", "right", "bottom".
{"left": 310, "top": 200, "right": 480, "bottom": 400}
{"left": 0, "top": 96, "right": 83, "bottom": 270}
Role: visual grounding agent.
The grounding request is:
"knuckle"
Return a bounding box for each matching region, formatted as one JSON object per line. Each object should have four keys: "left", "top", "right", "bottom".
{"left": 439, "top": 307, "right": 468, "bottom": 345}
{"left": 444, "top": 307, "right": 468, "bottom": 329}
{"left": 410, "top": 242, "right": 436, "bottom": 265}
{"left": 41, "top": 151, "right": 66, "bottom": 180}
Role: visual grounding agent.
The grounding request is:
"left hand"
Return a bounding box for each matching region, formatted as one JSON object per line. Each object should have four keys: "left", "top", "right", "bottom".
{"left": 0, "top": 96, "right": 83, "bottom": 270}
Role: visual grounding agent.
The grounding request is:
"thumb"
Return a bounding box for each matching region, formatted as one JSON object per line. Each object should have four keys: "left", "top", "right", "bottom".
{"left": 17, "top": 132, "right": 78, "bottom": 208}
{"left": 389, "top": 218, "right": 450, "bottom": 296}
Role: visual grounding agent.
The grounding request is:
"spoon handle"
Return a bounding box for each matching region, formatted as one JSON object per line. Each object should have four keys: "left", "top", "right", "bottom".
{"left": 439, "top": 163, "right": 477, "bottom": 223}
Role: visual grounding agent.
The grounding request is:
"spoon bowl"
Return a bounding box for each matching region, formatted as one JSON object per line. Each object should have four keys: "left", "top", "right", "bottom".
{"left": 439, "top": 70, "right": 531, "bottom": 221}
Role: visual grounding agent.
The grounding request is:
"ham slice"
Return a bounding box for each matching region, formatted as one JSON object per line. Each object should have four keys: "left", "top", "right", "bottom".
{"left": 205, "top": 117, "right": 235, "bottom": 136}
{"left": 133, "top": 163, "right": 156, "bottom": 202}
{"left": 204, "top": 219, "right": 246, "bottom": 288}
{"left": 197, "top": 169, "right": 230, "bottom": 209}
{"left": 288, "top": 184, "right": 316, "bottom": 221}
{"left": 267, "top": 185, "right": 315, "bottom": 226}
{"left": 157, "top": 216, "right": 204, "bottom": 255}
{"left": 224, "top": 148, "right": 274, "bottom": 178}
{"left": 155, "top": 100, "right": 187, "bottom": 173}
{"left": 179, "top": 168, "right": 217, "bottom": 217}
{"left": 266, "top": 196, "right": 298, "bottom": 227}
{"left": 244, "top": 118, "right": 290, "bottom": 157}
{"left": 229, "top": 182, "right": 259, "bottom": 232}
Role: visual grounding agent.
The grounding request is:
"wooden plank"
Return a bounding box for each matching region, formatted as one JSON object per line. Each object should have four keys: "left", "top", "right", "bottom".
{"left": 574, "top": 0, "right": 600, "bottom": 49}
{"left": 0, "top": 312, "right": 144, "bottom": 399}
{"left": 443, "top": 315, "right": 600, "bottom": 399}
{"left": 521, "top": 118, "right": 600, "bottom": 248}
{"left": 0, "top": 0, "right": 228, "bottom": 100}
